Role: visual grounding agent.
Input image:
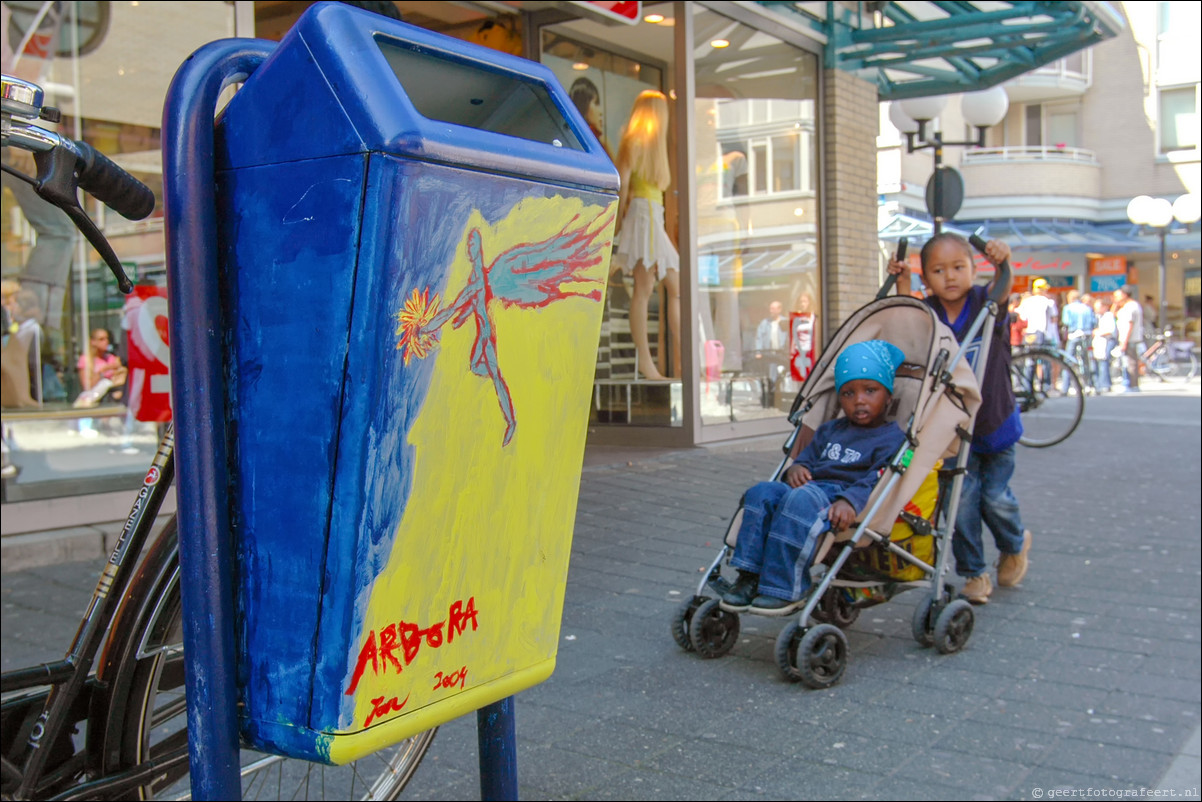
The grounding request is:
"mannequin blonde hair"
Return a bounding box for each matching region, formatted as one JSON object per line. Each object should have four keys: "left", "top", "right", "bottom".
{"left": 617, "top": 89, "right": 671, "bottom": 191}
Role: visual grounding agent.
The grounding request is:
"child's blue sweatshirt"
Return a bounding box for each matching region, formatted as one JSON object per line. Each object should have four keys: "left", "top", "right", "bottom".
{"left": 794, "top": 417, "right": 907, "bottom": 512}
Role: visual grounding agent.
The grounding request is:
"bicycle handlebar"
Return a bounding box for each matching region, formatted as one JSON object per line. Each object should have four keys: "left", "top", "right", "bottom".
{"left": 3, "top": 73, "right": 155, "bottom": 293}
{"left": 75, "top": 140, "right": 157, "bottom": 220}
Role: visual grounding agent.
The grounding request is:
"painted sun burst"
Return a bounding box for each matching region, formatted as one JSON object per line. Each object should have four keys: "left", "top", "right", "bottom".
{"left": 395, "top": 287, "right": 441, "bottom": 365}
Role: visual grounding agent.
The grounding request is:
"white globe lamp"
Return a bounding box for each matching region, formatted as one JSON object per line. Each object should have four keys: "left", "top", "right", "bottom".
{"left": 960, "top": 85, "right": 1010, "bottom": 127}
{"left": 1172, "top": 193, "right": 1201, "bottom": 225}
{"left": 888, "top": 102, "right": 920, "bottom": 134}
{"left": 898, "top": 94, "right": 948, "bottom": 123}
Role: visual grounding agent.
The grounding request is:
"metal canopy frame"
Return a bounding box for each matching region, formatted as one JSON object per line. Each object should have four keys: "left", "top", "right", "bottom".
{"left": 758, "top": 1, "right": 1124, "bottom": 100}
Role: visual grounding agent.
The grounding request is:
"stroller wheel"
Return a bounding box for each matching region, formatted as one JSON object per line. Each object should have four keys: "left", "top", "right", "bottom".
{"left": 820, "top": 588, "right": 860, "bottom": 629}
{"left": 775, "top": 622, "right": 848, "bottom": 688}
{"left": 671, "top": 595, "right": 708, "bottom": 653}
{"left": 911, "top": 597, "right": 935, "bottom": 648}
{"left": 933, "top": 599, "right": 974, "bottom": 654}
{"left": 688, "top": 598, "right": 740, "bottom": 658}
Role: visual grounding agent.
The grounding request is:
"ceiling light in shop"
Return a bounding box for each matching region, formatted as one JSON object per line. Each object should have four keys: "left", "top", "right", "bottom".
{"left": 644, "top": 13, "right": 664, "bottom": 23}
{"left": 572, "top": 62, "right": 589, "bottom": 70}
{"left": 711, "top": 39, "right": 730, "bottom": 48}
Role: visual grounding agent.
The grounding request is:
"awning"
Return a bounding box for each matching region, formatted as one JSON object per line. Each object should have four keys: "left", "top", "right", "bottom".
{"left": 878, "top": 213, "right": 1202, "bottom": 255}
{"left": 758, "top": 1, "right": 1124, "bottom": 100}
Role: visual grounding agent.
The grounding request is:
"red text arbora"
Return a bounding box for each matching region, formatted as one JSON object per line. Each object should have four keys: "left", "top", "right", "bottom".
{"left": 346, "top": 597, "right": 479, "bottom": 696}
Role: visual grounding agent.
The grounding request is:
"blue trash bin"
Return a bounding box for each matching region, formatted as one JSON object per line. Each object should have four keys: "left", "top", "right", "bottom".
{"left": 212, "top": 2, "right": 618, "bottom": 763}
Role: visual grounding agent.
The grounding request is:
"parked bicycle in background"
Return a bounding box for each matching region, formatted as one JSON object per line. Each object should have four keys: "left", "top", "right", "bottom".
{"left": 1124, "top": 326, "right": 1200, "bottom": 383}
{"left": 1010, "top": 343, "right": 1085, "bottom": 448}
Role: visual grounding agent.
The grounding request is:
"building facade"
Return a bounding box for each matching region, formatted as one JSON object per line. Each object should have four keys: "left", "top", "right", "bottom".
{"left": 879, "top": 1, "right": 1200, "bottom": 342}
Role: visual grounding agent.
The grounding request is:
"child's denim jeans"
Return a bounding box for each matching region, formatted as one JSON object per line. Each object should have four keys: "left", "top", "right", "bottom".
{"left": 951, "top": 445, "right": 1026, "bottom": 577}
{"left": 730, "top": 479, "right": 840, "bottom": 602}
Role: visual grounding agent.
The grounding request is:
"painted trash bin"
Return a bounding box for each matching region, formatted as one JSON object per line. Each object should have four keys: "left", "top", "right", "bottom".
{"left": 213, "top": 2, "right": 618, "bottom": 764}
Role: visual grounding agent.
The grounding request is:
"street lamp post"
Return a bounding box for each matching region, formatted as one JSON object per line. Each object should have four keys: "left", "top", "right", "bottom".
{"left": 1126, "top": 194, "right": 1202, "bottom": 333}
{"left": 889, "top": 87, "right": 1010, "bottom": 235}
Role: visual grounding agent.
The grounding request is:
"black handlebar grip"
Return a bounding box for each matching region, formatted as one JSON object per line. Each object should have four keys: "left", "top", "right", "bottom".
{"left": 969, "top": 234, "right": 1012, "bottom": 306}
{"left": 74, "top": 140, "right": 156, "bottom": 221}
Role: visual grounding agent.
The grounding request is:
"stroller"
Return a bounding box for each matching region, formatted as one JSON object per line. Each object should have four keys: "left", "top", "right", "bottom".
{"left": 671, "top": 237, "right": 1010, "bottom": 688}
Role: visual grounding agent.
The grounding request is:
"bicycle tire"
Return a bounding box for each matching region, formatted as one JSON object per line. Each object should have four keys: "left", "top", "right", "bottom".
{"left": 1181, "top": 351, "right": 1200, "bottom": 380}
{"left": 95, "top": 515, "right": 437, "bottom": 800}
{"left": 1145, "top": 346, "right": 1173, "bottom": 382}
{"left": 1011, "top": 351, "right": 1084, "bottom": 448}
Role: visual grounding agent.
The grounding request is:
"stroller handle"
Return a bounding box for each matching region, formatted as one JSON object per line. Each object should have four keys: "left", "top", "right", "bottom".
{"left": 875, "top": 238, "right": 908, "bottom": 301}
{"left": 969, "top": 234, "right": 1012, "bottom": 306}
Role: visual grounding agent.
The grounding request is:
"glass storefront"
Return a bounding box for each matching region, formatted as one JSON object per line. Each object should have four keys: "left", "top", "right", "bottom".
{"left": 2, "top": 1, "right": 242, "bottom": 501}
{"left": 3, "top": 1, "right": 833, "bottom": 506}
{"left": 690, "top": 5, "right": 820, "bottom": 427}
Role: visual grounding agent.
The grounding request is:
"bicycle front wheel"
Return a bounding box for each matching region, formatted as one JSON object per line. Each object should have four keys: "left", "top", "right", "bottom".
{"left": 1011, "top": 351, "right": 1085, "bottom": 448}
{"left": 96, "top": 516, "right": 437, "bottom": 800}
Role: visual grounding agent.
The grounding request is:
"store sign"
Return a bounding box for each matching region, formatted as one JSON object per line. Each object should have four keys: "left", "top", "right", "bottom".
{"left": 566, "top": 1, "right": 642, "bottom": 25}
{"left": 1090, "top": 256, "right": 1127, "bottom": 276}
{"left": 973, "top": 251, "right": 1084, "bottom": 277}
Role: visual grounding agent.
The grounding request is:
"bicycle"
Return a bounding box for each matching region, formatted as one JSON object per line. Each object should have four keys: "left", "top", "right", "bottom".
{"left": 2, "top": 74, "right": 435, "bottom": 800}
{"left": 1009, "top": 344, "right": 1085, "bottom": 447}
{"left": 1123, "top": 328, "right": 1200, "bottom": 383}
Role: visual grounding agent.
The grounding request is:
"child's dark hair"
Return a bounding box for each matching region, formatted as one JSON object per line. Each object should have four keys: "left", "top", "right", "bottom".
{"left": 919, "top": 232, "right": 973, "bottom": 272}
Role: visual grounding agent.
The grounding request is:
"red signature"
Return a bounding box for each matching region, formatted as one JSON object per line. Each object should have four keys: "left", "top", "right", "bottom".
{"left": 364, "top": 693, "right": 410, "bottom": 728}
{"left": 346, "top": 597, "right": 479, "bottom": 696}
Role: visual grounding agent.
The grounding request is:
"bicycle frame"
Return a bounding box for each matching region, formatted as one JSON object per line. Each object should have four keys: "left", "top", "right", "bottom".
{"left": 1, "top": 427, "right": 178, "bottom": 800}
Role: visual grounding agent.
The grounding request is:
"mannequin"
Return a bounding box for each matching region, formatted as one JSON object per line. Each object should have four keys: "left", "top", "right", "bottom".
{"left": 570, "top": 76, "right": 612, "bottom": 160}
{"left": 614, "top": 90, "right": 680, "bottom": 381}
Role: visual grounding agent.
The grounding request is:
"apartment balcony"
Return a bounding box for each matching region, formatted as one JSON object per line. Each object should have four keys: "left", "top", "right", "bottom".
{"left": 960, "top": 146, "right": 1101, "bottom": 201}
{"left": 1003, "top": 55, "right": 1091, "bottom": 103}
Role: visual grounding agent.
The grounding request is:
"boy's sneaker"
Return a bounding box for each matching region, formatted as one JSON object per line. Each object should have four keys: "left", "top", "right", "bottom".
{"left": 961, "top": 573, "right": 992, "bottom": 605}
{"left": 721, "top": 571, "right": 760, "bottom": 610}
{"left": 750, "top": 594, "right": 797, "bottom": 616}
{"left": 997, "top": 530, "right": 1032, "bottom": 587}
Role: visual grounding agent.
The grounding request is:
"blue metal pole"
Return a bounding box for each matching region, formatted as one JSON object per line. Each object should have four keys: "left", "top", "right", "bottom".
{"left": 161, "top": 38, "right": 274, "bottom": 801}
{"left": 477, "top": 697, "right": 519, "bottom": 801}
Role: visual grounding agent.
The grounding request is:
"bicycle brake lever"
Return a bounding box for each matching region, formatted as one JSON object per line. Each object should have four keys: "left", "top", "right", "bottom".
{"left": 33, "top": 146, "right": 134, "bottom": 294}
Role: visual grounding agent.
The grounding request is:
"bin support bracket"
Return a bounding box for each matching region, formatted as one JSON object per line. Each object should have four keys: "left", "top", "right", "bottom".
{"left": 478, "top": 696, "right": 519, "bottom": 801}
{"left": 162, "top": 37, "right": 275, "bottom": 801}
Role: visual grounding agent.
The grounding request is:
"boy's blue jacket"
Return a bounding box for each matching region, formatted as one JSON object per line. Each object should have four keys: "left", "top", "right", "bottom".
{"left": 794, "top": 417, "right": 907, "bottom": 512}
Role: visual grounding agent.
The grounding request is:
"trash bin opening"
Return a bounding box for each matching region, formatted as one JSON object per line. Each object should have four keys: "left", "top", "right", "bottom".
{"left": 376, "top": 37, "right": 584, "bottom": 151}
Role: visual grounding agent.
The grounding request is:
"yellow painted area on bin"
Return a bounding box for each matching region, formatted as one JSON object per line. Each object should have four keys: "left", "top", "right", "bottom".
{"left": 338, "top": 195, "right": 617, "bottom": 744}
{"left": 328, "top": 659, "right": 555, "bottom": 764}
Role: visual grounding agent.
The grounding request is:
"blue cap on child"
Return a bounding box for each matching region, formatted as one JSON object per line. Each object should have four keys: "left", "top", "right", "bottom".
{"left": 835, "top": 340, "right": 906, "bottom": 394}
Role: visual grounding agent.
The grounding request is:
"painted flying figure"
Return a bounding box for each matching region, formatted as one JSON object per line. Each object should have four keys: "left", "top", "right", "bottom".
{"left": 396, "top": 210, "right": 613, "bottom": 445}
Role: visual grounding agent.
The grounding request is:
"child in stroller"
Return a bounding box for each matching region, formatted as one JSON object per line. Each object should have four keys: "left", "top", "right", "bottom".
{"left": 672, "top": 237, "right": 1009, "bottom": 688}
{"left": 721, "top": 340, "right": 909, "bottom": 614}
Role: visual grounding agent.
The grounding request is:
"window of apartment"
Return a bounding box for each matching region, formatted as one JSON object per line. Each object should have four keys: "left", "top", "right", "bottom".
{"left": 1024, "top": 103, "right": 1079, "bottom": 148}
{"left": 1159, "top": 85, "right": 1199, "bottom": 153}
{"left": 1157, "top": 2, "right": 1201, "bottom": 85}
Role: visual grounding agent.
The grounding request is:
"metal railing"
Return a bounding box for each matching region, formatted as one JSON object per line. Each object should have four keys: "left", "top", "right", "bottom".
{"left": 962, "top": 145, "right": 1099, "bottom": 164}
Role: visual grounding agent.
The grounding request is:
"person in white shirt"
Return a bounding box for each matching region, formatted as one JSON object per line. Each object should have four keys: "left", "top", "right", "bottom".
{"left": 1113, "top": 287, "right": 1144, "bottom": 392}
{"left": 1017, "top": 278, "right": 1059, "bottom": 346}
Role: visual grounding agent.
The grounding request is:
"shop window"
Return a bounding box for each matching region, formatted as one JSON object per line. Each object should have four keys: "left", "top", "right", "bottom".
{"left": 693, "top": 5, "right": 820, "bottom": 426}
